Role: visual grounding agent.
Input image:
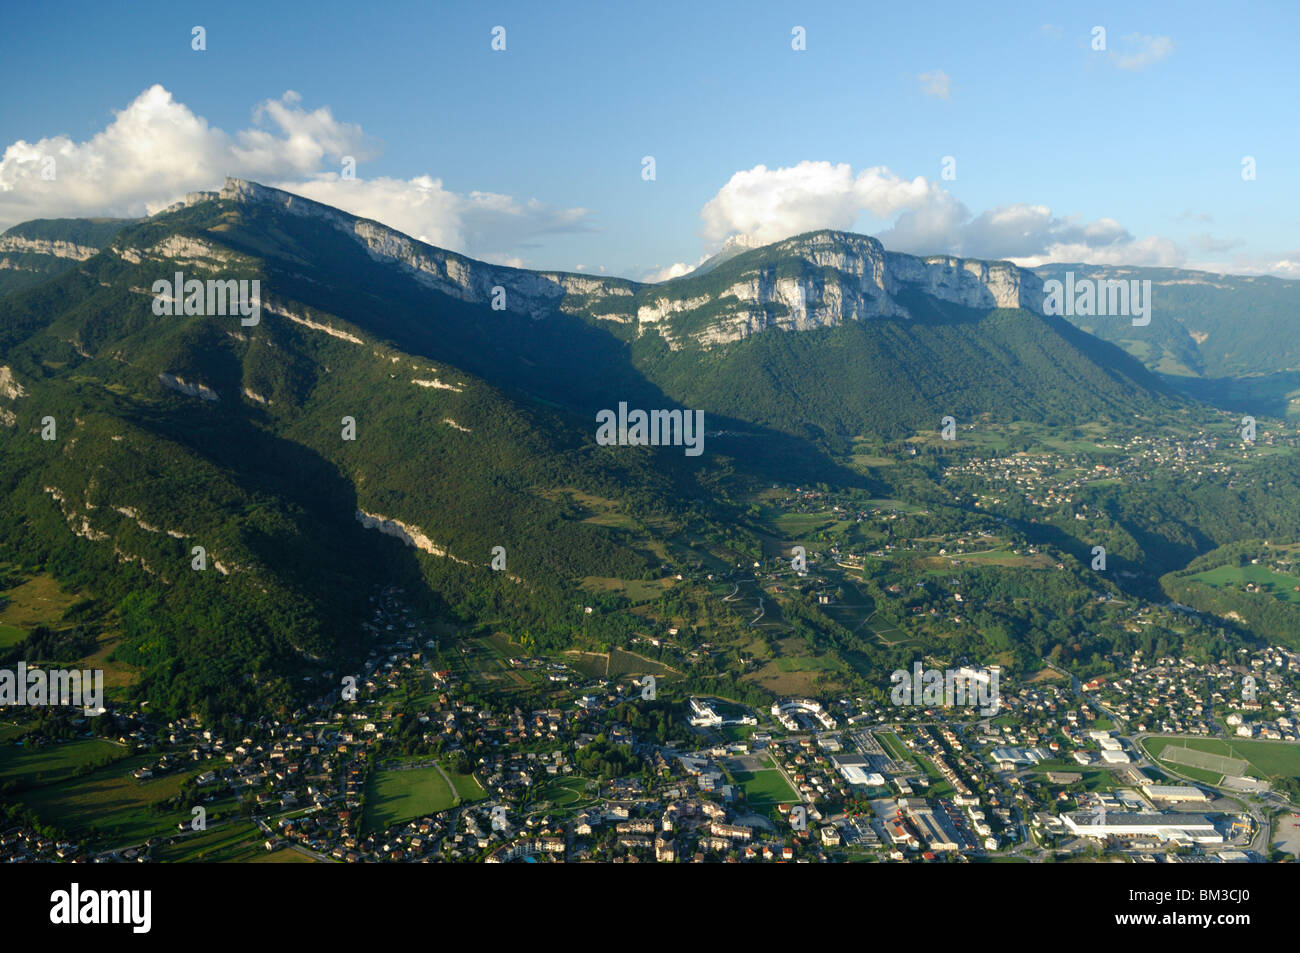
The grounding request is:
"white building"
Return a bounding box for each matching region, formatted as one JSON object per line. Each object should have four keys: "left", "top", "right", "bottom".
{"left": 832, "top": 754, "right": 885, "bottom": 787}
{"left": 688, "top": 697, "right": 723, "bottom": 728}
{"left": 1146, "top": 785, "right": 1210, "bottom": 804}
{"left": 1061, "top": 811, "right": 1222, "bottom": 844}
{"left": 771, "top": 699, "right": 837, "bottom": 730}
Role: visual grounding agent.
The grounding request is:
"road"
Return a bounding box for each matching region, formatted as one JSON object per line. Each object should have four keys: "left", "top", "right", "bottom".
{"left": 1046, "top": 656, "right": 1283, "bottom": 857}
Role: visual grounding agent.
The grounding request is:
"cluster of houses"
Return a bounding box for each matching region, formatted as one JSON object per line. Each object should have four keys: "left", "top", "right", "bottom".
{"left": 1091, "top": 648, "right": 1300, "bottom": 739}
{"left": 947, "top": 430, "right": 1250, "bottom": 514}
{"left": 0, "top": 826, "right": 83, "bottom": 863}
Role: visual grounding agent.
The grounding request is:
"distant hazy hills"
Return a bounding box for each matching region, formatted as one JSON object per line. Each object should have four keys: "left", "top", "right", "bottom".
{"left": 1033, "top": 262, "right": 1300, "bottom": 416}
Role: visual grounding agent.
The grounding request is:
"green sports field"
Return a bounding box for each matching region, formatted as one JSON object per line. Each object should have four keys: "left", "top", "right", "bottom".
{"left": 1145, "top": 736, "right": 1300, "bottom": 782}
{"left": 362, "top": 765, "right": 458, "bottom": 834}
{"left": 878, "top": 730, "right": 912, "bottom": 764}
{"left": 732, "top": 766, "right": 799, "bottom": 806}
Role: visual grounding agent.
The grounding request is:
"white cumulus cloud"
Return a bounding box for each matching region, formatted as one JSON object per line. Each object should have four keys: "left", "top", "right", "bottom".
{"left": 285, "top": 175, "right": 591, "bottom": 265}
{"left": 0, "top": 85, "right": 592, "bottom": 264}
{"left": 692, "top": 159, "right": 1291, "bottom": 276}
{"left": 643, "top": 255, "right": 712, "bottom": 283}
{"left": 0, "top": 85, "right": 375, "bottom": 223}
{"left": 701, "top": 161, "right": 941, "bottom": 247}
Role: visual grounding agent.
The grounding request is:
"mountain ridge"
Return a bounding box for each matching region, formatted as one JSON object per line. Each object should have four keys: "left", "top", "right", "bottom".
{"left": 163, "top": 178, "right": 1048, "bottom": 349}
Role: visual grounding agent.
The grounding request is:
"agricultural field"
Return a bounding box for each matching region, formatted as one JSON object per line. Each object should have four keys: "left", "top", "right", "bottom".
{"left": 949, "top": 420, "right": 1119, "bottom": 456}
{"left": 545, "top": 487, "right": 639, "bottom": 531}
{"left": 1026, "top": 667, "right": 1069, "bottom": 684}
{"left": 248, "top": 846, "right": 324, "bottom": 863}
{"left": 580, "top": 576, "right": 675, "bottom": 603}
{"left": 817, "top": 577, "right": 878, "bottom": 632}
{"left": 152, "top": 821, "right": 264, "bottom": 863}
{"left": 79, "top": 632, "right": 139, "bottom": 693}
{"left": 922, "top": 549, "right": 1056, "bottom": 571}
{"left": 765, "top": 510, "right": 839, "bottom": 539}
{"left": 0, "top": 572, "right": 83, "bottom": 645}
{"left": 1186, "top": 564, "right": 1300, "bottom": 604}
{"left": 847, "top": 439, "right": 899, "bottom": 469}
{"left": 0, "top": 569, "right": 138, "bottom": 695}
{"left": 0, "top": 735, "right": 127, "bottom": 786}
{"left": 565, "top": 647, "right": 677, "bottom": 680}
{"left": 607, "top": 647, "right": 677, "bottom": 678}
{"left": 451, "top": 637, "right": 531, "bottom": 694}
{"left": 743, "top": 632, "right": 847, "bottom": 696}
{"left": 745, "top": 658, "right": 841, "bottom": 697}
{"left": 14, "top": 753, "right": 229, "bottom": 848}
{"left": 773, "top": 655, "right": 839, "bottom": 674}
{"left": 565, "top": 651, "right": 610, "bottom": 679}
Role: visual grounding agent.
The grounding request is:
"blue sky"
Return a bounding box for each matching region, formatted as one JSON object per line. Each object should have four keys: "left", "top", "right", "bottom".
{"left": 2, "top": 0, "right": 1296, "bottom": 278}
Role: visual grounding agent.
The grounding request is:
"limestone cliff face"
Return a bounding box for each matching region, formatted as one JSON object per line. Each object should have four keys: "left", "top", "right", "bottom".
{"left": 200, "top": 179, "right": 1044, "bottom": 347}
{"left": 0, "top": 236, "right": 100, "bottom": 280}
{"left": 0, "top": 235, "right": 99, "bottom": 261}
{"left": 636, "top": 231, "right": 1044, "bottom": 348}
{"left": 210, "top": 178, "right": 637, "bottom": 320}
{"left": 113, "top": 233, "right": 250, "bottom": 269}
{"left": 883, "top": 250, "right": 1039, "bottom": 311}
{"left": 158, "top": 372, "right": 219, "bottom": 401}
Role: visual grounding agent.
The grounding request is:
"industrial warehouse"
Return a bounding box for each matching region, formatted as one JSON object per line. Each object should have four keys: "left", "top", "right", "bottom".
{"left": 1062, "top": 811, "right": 1224, "bottom": 844}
